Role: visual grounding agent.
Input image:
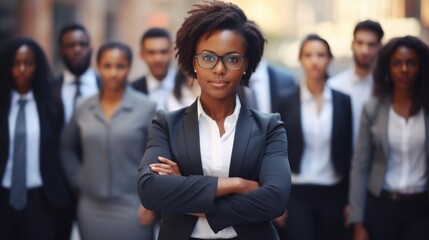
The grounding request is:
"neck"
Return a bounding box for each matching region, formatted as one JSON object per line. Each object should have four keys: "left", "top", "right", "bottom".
{"left": 305, "top": 77, "right": 325, "bottom": 98}
{"left": 101, "top": 87, "right": 125, "bottom": 104}
{"left": 15, "top": 86, "right": 30, "bottom": 95}
{"left": 392, "top": 87, "right": 412, "bottom": 104}
{"left": 154, "top": 71, "right": 168, "bottom": 82}
{"left": 200, "top": 94, "right": 236, "bottom": 121}
{"left": 354, "top": 63, "right": 371, "bottom": 79}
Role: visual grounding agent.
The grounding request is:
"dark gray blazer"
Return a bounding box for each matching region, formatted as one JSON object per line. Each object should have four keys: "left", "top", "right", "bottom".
{"left": 348, "top": 97, "right": 429, "bottom": 223}
{"left": 137, "top": 100, "right": 291, "bottom": 240}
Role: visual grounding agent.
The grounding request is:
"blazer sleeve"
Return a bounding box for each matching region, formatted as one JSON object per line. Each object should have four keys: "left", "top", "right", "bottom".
{"left": 206, "top": 114, "right": 291, "bottom": 232}
{"left": 137, "top": 112, "right": 291, "bottom": 233}
{"left": 137, "top": 110, "right": 219, "bottom": 213}
{"left": 348, "top": 101, "right": 376, "bottom": 224}
{"left": 60, "top": 109, "right": 82, "bottom": 192}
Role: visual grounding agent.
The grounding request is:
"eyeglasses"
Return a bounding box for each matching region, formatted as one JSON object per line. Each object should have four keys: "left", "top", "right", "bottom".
{"left": 194, "top": 52, "right": 246, "bottom": 70}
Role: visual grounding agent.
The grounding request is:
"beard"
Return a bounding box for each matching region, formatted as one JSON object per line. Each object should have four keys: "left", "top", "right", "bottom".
{"left": 62, "top": 53, "right": 92, "bottom": 76}
{"left": 353, "top": 54, "right": 372, "bottom": 71}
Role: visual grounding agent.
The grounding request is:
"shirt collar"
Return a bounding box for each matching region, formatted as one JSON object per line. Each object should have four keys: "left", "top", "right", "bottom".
{"left": 88, "top": 85, "right": 134, "bottom": 111}
{"left": 147, "top": 67, "right": 176, "bottom": 92}
{"left": 300, "top": 83, "right": 332, "bottom": 103}
{"left": 11, "top": 89, "right": 34, "bottom": 104}
{"left": 197, "top": 95, "right": 241, "bottom": 123}
{"left": 63, "top": 68, "right": 95, "bottom": 85}
{"left": 349, "top": 65, "right": 374, "bottom": 85}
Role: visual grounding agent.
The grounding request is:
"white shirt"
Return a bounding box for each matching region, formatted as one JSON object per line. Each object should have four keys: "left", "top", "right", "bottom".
{"left": 328, "top": 66, "right": 373, "bottom": 144}
{"left": 146, "top": 67, "right": 176, "bottom": 110}
{"left": 191, "top": 96, "right": 240, "bottom": 239}
{"left": 2, "top": 91, "right": 42, "bottom": 188}
{"left": 61, "top": 68, "right": 99, "bottom": 124}
{"left": 291, "top": 84, "right": 340, "bottom": 185}
{"left": 384, "top": 107, "right": 427, "bottom": 193}
{"left": 249, "top": 60, "right": 271, "bottom": 113}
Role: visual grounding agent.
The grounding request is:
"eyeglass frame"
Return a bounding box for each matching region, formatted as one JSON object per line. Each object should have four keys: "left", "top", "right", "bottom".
{"left": 194, "top": 52, "right": 246, "bottom": 70}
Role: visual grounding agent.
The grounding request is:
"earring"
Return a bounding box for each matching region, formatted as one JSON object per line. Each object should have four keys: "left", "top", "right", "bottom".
{"left": 194, "top": 69, "right": 197, "bottom": 73}
{"left": 243, "top": 72, "right": 246, "bottom": 75}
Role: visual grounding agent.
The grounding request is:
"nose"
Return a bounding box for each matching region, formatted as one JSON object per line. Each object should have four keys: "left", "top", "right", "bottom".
{"left": 19, "top": 63, "right": 26, "bottom": 73}
{"left": 400, "top": 63, "right": 408, "bottom": 73}
{"left": 212, "top": 58, "right": 226, "bottom": 75}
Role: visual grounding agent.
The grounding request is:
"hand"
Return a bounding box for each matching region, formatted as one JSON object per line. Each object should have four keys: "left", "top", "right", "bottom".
{"left": 150, "top": 157, "right": 182, "bottom": 176}
{"left": 343, "top": 204, "right": 350, "bottom": 227}
{"left": 273, "top": 210, "right": 288, "bottom": 228}
{"left": 187, "top": 213, "right": 206, "bottom": 218}
{"left": 138, "top": 206, "right": 156, "bottom": 226}
{"left": 353, "top": 223, "right": 369, "bottom": 240}
{"left": 236, "top": 178, "right": 259, "bottom": 194}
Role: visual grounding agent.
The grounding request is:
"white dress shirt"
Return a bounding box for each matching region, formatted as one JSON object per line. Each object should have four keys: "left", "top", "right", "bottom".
{"left": 249, "top": 60, "right": 271, "bottom": 113}
{"left": 384, "top": 107, "right": 427, "bottom": 193}
{"left": 291, "top": 84, "right": 340, "bottom": 185}
{"left": 61, "top": 68, "right": 99, "bottom": 124}
{"left": 328, "top": 66, "right": 373, "bottom": 144}
{"left": 2, "top": 90, "right": 42, "bottom": 188}
{"left": 190, "top": 96, "right": 240, "bottom": 239}
{"left": 146, "top": 67, "right": 176, "bottom": 110}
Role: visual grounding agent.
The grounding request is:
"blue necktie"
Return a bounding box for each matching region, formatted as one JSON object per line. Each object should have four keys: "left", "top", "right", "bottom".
{"left": 9, "top": 99, "right": 27, "bottom": 210}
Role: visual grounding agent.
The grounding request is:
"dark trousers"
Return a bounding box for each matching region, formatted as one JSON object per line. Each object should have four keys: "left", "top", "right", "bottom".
{"left": 0, "top": 187, "right": 58, "bottom": 240}
{"left": 285, "top": 184, "right": 347, "bottom": 240}
{"left": 55, "top": 195, "right": 75, "bottom": 240}
{"left": 365, "top": 192, "right": 429, "bottom": 240}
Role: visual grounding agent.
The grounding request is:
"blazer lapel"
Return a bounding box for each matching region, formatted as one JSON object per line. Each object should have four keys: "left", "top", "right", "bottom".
{"left": 183, "top": 101, "right": 204, "bottom": 175}
{"left": 229, "top": 104, "right": 253, "bottom": 177}
{"left": 378, "top": 100, "right": 390, "bottom": 158}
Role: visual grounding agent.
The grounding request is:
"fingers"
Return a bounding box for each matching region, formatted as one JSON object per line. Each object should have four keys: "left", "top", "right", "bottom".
{"left": 150, "top": 164, "right": 175, "bottom": 175}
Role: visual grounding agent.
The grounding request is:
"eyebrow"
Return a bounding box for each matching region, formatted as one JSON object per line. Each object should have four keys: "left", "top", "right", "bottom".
{"left": 198, "top": 49, "right": 243, "bottom": 55}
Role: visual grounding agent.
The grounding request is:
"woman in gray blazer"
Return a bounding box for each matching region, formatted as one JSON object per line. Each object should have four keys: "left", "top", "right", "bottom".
{"left": 61, "top": 41, "right": 156, "bottom": 240}
{"left": 349, "top": 36, "right": 429, "bottom": 240}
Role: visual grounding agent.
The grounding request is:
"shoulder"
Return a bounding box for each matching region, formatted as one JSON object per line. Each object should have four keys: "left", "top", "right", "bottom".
{"left": 328, "top": 68, "right": 352, "bottom": 89}
{"left": 268, "top": 65, "right": 295, "bottom": 83}
{"left": 131, "top": 76, "right": 147, "bottom": 85}
{"left": 331, "top": 88, "right": 351, "bottom": 102}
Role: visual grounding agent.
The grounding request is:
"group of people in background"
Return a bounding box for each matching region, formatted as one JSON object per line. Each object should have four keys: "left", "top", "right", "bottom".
{"left": 0, "top": 1, "right": 428, "bottom": 240}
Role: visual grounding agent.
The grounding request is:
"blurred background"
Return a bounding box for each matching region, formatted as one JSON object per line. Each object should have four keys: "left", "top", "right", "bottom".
{"left": 1, "top": 0, "right": 428, "bottom": 79}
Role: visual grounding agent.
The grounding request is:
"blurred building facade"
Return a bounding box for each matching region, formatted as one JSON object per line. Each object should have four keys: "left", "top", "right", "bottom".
{"left": 1, "top": 0, "right": 429, "bottom": 77}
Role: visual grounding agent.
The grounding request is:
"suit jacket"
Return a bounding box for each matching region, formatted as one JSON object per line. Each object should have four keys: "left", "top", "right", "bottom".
{"left": 277, "top": 86, "right": 353, "bottom": 182}
{"left": 137, "top": 100, "right": 291, "bottom": 240}
{"left": 0, "top": 94, "right": 70, "bottom": 208}
{"left": 238, "top": 65, "right": 296, "bottom": 113}
{"left": 61, "top": 86, "right": 156, "bottom": 198}
{"left": 348, "top": 97, "right": 429, "bottom": 223}
{"left": 131, "top": 75, "right": 148, "bottom": 94}
{"left": 52, "top": 72, "right": 102, "bottom": 127}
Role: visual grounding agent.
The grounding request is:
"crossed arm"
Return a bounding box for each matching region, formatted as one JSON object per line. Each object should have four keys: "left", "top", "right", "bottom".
{"left": 137, "top": 111, "right": 291, "bottom": 232}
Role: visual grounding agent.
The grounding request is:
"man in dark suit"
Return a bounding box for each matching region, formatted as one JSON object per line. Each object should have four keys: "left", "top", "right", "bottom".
{"left": 52, "top": 23, "right": 101, "bottom": 240}
{"left": 132, "top": 28, "right": 176, "bottom": 110}
{"left": 238, "top": 59, "right": 296, "bottom": 114}
{"left": 52, "top": 23, "right": 101, "bottom": 126}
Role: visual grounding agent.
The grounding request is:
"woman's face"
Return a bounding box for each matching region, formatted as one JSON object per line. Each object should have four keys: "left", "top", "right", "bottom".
{"left": 193, "top": 29, "right": 247, "bottom": 101}
{"left": 299, "top": 40, "right": 331, "bottom": 81}
{"left": 12, "top": 45, "right": 36, "bottom": 93}
{"left": 389, "top": 46, "right": 420, "bottom": 92}
{"left": 97, "top": 48, "right": 130, "bottom": 92}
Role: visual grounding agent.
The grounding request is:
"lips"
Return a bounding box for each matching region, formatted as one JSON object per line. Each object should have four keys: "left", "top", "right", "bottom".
{"left": 208, "top": 80, "right": 228, "bottom": 88}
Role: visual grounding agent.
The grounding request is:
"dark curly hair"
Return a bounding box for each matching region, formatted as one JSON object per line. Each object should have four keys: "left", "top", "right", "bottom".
{"left": 373, "top": 35, "right": 429, "bottom": 114}
{"left": 175, "top": 0, "right": 266, "bottom": 86}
